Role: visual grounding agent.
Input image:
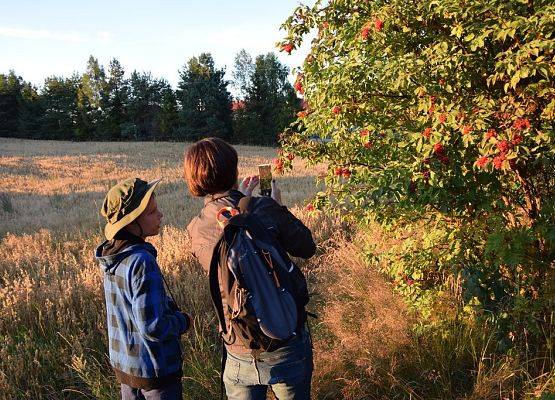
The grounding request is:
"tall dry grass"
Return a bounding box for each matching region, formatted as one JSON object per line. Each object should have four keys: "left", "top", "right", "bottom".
{"left": 1, "top": 138, "right": 552, "bottom": 399}
{"left": 0, "top": 138, "right": 335, "bottom": 398}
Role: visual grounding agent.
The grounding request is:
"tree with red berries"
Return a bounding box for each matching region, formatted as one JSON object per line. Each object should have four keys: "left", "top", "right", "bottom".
{"left": 278, "top": 0, "right": 554, "bottom": 369}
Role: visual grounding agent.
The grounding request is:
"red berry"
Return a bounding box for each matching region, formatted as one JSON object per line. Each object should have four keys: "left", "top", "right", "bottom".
{"left": 513, "top": 118, "right": 530, "bottom": 131}
{"left": 433, "top": 143, "right": 444, "bottom": 154}
{"left": 374, "top": 18, "right": 384, "bottom": 32}
{"left": 364, "top": 141, "right": 372, "bottom": 149}
{"left": 297, "top": 110, "right": 307, "bottom": 118}
{"left": 493, "top": 154, "right": 505, "bottom": 170}
{"left": 294, "top": 74, "right": 304, "bottom": 94}
{"left": 287, "top": 153, "right": 295, "bottom": 161}
{"left": 360, "top": 26, "right": 371, "bottom": 40}
{"left": 273, "top": 158, "right": 284, "bottom": 174}
{"left": 461, "top": 125, "right": 473, "bottom": 135}
{"left": 476, "top": 156, "right": 489, "bottom": 169}
{"left": 322, "top": 21, "right": 329, "bottom": 29}
{"left": 423, "top": 127, "right": 432, "bottom": 139}
{"left": 497, "top": 140, "right": 512, "bottom": 153}
{"left": 512, "top": 134, "right": 523, "bottom": 145}
{"left": 281, "top": 43, "right": 294, "bottom": 54}
{"left": 342, "top": 168, "right": 351, "bottom": 178}
{"left": 305, "top": 203, "right": 315, "bottom": 212}
{"left": 360, "top": 129, "right": 369, "bottom": 137}
{"left": 332, "top": 106, "right": 341, "bottom": 114}
{"left": 485, "top": 129, "right": 497, "bottom": 140}
{"left": 439, "top": 114, "right": 447, "bottom": 124}
{"left": 334, "top": 167, "right": 343, "bottom": 176}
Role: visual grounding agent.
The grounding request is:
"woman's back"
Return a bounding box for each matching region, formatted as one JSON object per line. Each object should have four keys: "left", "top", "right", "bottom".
{"left": 187, "top": 189, "right": 315, "bottom": 273}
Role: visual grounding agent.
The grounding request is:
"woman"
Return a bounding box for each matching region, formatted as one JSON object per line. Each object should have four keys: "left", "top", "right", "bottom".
{"left": 184, "top": 137, "right": 316, "bottom": 400}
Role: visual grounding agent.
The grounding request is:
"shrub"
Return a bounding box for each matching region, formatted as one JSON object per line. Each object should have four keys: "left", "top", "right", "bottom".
{"left": 278, "top": 0, "right": 554, "bottom": 385}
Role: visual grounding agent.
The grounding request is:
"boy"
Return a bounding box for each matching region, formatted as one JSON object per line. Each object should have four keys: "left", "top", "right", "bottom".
{"left": 95, "top": 178, "right": 190, "bottom": 400}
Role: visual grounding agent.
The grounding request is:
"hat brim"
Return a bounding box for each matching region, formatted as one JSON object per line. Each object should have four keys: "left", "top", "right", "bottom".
{"left": 104, "top": 179, "right": 162, "bottom": 240}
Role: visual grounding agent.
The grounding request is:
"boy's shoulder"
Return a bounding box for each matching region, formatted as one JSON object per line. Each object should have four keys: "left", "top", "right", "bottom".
{"left": 121, "top": 244, "right": 160, "bottom": 280}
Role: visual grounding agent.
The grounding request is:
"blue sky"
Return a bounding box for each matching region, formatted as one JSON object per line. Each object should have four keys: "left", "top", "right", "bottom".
{"left": 0, "top": 0, "right": 315, "bottom": 92}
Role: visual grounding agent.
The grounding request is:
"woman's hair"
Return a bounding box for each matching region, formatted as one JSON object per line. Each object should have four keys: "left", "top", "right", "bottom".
{"left": 183, "top": 137, "right": 238, "bottom": 197}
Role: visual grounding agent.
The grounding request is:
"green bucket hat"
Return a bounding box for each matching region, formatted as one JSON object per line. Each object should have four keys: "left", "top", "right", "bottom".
{"left": 101, "top": 178, "right": 161, "bottom": 240}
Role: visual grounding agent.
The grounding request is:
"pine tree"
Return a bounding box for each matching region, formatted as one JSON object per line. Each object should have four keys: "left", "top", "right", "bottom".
{"left": 125, "top": 71, "right": 167, "bottom": 140}
{"left": 18, "top": 82, "right": 42, "bottom": 137}
{"left": 159, "top": 85, "right": 179, "bottom": 140}
{"left": 40, "top": 75, "right": 79, "bottom": 139}
{"left": 176, "top": 53, "right": 232, "bottom": 140}
{"left": 0, "top": 71, "right": 23, "bottom": 137}
{"left": 76, "top": 56, "right": 107, "bottom": 139}
{"left": 102, "top": 58, "right": 129, "bottom": 139}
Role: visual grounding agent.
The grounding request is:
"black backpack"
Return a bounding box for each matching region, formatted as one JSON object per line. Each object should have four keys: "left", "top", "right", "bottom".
{"left": 208, "top": 196, "right": 310, "bottom": 352}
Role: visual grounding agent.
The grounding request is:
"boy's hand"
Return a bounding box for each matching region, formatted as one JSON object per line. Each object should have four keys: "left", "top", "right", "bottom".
{"left": 238, "top": 175, "right": 259, "bottom": 196}
{"left": 168, "top": 299, "right": 192, "bottom": 333}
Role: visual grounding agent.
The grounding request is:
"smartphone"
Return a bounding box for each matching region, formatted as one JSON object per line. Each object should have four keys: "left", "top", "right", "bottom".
{"left": 258, "top": 164, "right": 272, "bottom": 196}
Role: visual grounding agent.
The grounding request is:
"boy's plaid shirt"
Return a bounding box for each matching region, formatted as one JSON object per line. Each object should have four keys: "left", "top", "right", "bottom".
{"left": 96, "top": 242, "right": 188, "bottom": 379}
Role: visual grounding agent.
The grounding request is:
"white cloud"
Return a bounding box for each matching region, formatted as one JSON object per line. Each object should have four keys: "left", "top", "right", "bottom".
{"left": 96, "top": 31, "right": 113, "bottom": 42}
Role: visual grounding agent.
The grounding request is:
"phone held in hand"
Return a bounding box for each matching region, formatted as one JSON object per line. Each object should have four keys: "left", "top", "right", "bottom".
{"left": 258, "top": 164, "right": 272, "bottom": 196}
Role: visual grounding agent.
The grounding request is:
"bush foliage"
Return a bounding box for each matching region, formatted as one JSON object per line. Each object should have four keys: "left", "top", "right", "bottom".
{"left": 278, "top": 0, "right": 554, "bottom": 382}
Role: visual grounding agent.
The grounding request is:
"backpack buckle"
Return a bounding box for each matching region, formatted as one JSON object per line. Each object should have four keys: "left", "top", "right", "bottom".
{"left": 216, "top": 207, "right": 239, "bottom": 227}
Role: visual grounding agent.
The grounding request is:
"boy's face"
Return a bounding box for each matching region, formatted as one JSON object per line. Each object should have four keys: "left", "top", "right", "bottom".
{"left": 135, "top": 195, "right": 163, "bottom": 237}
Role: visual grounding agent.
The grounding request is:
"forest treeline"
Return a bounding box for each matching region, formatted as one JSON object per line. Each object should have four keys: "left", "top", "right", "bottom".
{"left": 0, "top": 50, "right": 301, "bottom": 145}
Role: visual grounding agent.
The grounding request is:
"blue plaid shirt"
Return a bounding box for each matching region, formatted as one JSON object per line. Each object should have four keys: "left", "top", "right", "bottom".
{"left": 95, "top": 242, "right": 188, "bottom": 379}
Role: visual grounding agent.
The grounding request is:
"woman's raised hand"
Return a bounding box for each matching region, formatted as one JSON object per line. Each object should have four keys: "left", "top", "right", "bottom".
{"left": 271, "top": 179, "right": 282, "bottom": 206}
{"left": 238, "top": 175, "right": 259, "bottom": 196}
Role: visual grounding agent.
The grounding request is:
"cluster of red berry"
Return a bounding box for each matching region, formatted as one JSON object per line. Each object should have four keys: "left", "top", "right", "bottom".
{"left": 360, "top": 129, "right": 373, "bottom": 148}
{"left": 273, "top": 158, "right": 284, "bottom": 174}
{"left": 360, "top": 17, "right": 384, "bottom": 40}
{"left": 280, "top": 43, "right": 294, "bottom": 54}
{"left": 334, "top": 167, "right": 351, "bottom": 178}
{"left": 294, "top": 73, "right": 304, "bottom": 95}
{"left": 476, "top": 119, "right": 529, "bottom": 170}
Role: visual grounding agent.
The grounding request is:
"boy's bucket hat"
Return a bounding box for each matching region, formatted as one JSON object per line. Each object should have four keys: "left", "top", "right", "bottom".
{"left": 101, "top": 178, "right": 161, "bottom": 240}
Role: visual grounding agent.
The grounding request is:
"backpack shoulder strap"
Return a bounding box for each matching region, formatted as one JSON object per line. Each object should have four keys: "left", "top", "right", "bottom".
{"left": 209, "top": 235, "right": 228, "bottom": 335}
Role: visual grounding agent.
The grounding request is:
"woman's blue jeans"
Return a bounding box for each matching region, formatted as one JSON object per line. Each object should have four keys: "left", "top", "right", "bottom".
{"left": 223, "top": 332, "right": 313, "bottom": 400}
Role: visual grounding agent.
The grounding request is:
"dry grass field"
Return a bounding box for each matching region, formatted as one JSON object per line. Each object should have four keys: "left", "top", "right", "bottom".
{"left": 0, "top": 138, "right": 322, "bottom": 238}
{"left": 0, "top": 138, "right": 410, "bottom": 399}
{"left": 3, "top": 138, "right": 548, "bottom": 399}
